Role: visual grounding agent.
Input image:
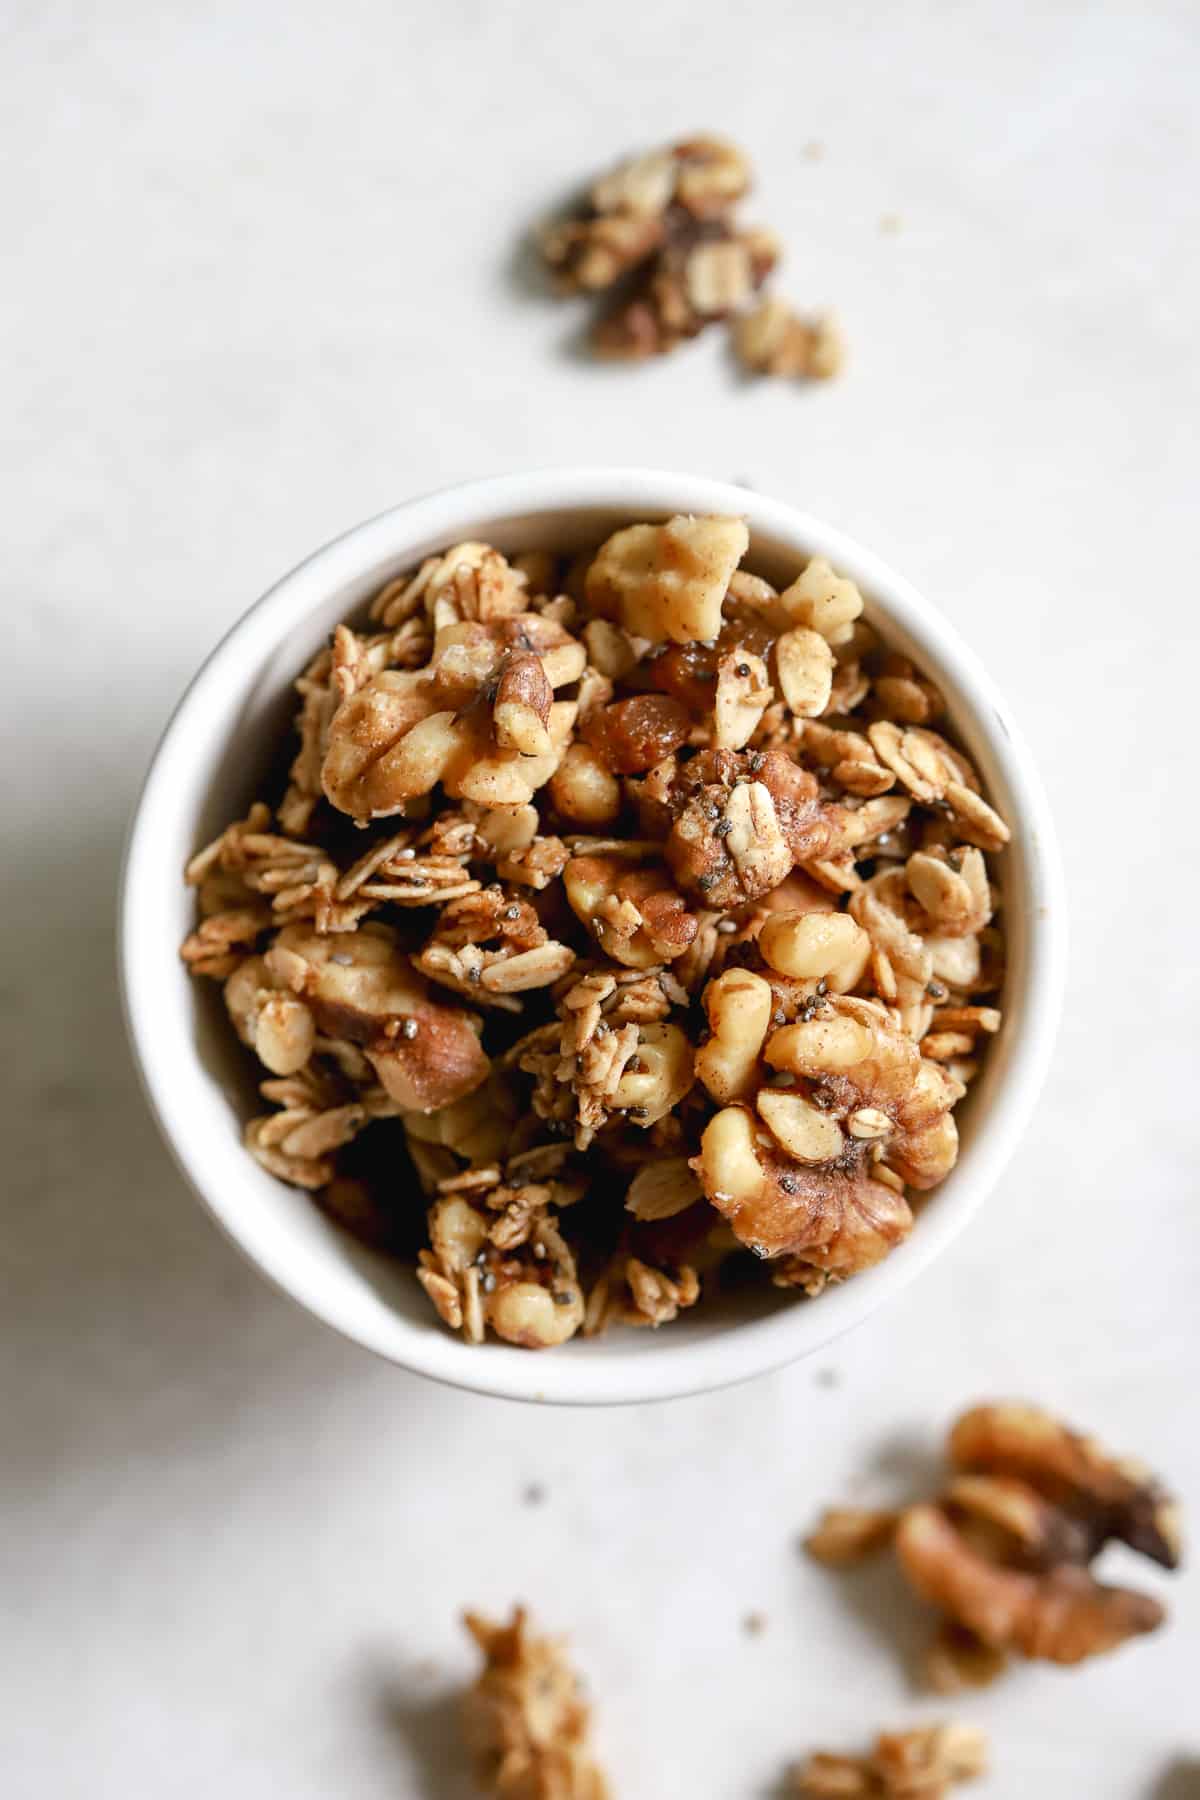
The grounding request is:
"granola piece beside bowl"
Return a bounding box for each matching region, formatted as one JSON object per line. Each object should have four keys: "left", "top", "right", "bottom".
{"left": 120, "top": 469, "right": 1064, "bottom": 1403}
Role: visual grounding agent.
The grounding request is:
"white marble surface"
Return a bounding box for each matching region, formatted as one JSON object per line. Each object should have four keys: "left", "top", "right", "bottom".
{"left": 4, "top": 2, "right": 1199, "bottom": 1795}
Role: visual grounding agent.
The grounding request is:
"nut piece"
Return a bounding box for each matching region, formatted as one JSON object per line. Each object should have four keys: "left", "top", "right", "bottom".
{"left": 735, "top": 298, "right": 846, "bottom": 381}
{"left": 948, "top": 1401, "right": 1182, "bottom": 1569}
{"left": 808, "top": 1399, "right": 1180, "bottom": 1686}
{"left": 266, "top": 923, "right": 488, "bottom": 1113}
{"left": 780, "top": 557, "right": 865, "bottom": 642}
{"left": 894, "top": 1502, "right": 1166, "bottom": 1665}
{"left": 461, "top": 1606, "right": 609, "bottom": 1799}
{"left": 493, "top": 651, "right": 553, "bottom": 755}
{"left": 563, "top": 854, "right": 698, "bottom": 967}
{"left": 585, "top": 514, "right": 749, "bottom": 645}
{"left": 759, "top": 912, "right": 870, "bottom": 992}
{"left": 794, "top": 1723, "right": 986, "bottom": 1798}
{"left": 695, "top": 968, "right": 774, "bottom": 1102}
{"left": 548, "top": 742, "right": 622, "bottom": 827}
{"left": 756, "top": 1089, "right": 844, "bottom": 1163}
{"left": 804, "top": 1507, "right": 900, "bottom": 1567}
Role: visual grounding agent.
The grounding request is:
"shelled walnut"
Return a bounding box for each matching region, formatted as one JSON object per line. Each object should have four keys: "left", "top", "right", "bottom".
{"left": 805, "top": 1401, "right": 1181, "bottom": 1682}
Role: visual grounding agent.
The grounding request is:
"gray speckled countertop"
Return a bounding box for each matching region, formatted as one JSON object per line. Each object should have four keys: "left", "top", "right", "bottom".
{"left": 4, "top": 2, "right": 1198, "bottom": 1794}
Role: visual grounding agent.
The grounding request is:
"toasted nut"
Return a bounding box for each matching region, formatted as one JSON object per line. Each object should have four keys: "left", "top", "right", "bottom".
{"left": 804, "top": 1506, "right": 900, "bottom": 1566}
{"left": 766, "top": 1013, "right": 875, "bottom": 1076}
{"left": 756, "top": 1089, "right": 844, "bottom": 1163}
{"left": 548, "top": 742, "right": 622, "bottom": 827}
{"left": 948, "top": 1402, "right": 1182, "bottom": 1569}
{"left": 611, "top": 1021, "right": 694, "bottom": 1125}
{"left": 695, "top": 968, "right": 774, "bottom": 1102}
{"left": 780, "top": 558, "right": 864, "bottom": 641}
{"left": 585, "top": 514, "right": 749, "bottom": 646}
{"left": 758, "top": 912, "right": 870, "bottom": 991}
{"left": 698, "top": 1105, "right": 766, "bottom": 1206}
{"left": 493, "top": 652, "right": 553, "bottom": 755}
{"left": 487, "top": 1281, "right": 584, "bottom": 1348}
{"left": 776, "top": 627, "right": 834, "bottom": 718}
{"left": 894, "top": 1502, "right": 1165, "bottom": 1665}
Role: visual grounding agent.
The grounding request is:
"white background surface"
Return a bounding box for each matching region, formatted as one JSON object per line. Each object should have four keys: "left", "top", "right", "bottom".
{"left": 4, "top": 2, "right": 1198, "bottom": 1795}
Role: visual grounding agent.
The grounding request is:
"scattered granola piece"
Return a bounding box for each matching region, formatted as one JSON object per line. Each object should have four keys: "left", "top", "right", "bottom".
{"left": 462, "top": 1607, "right": 609, "bottom": 1800}
{"left": 735, "top": 298, "right": 846, "bottom": 381}
{"left": 537, "top": 136, "right": 846, "bottom": 375}
{"left": 807, "top": 1401, "right": 1181, "bottom": 1680}
{"left": 793, "top": 1723, "right": 987, "bottom": 1798}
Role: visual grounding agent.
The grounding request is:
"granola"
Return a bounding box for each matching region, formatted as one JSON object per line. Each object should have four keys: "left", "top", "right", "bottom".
{"left": 538, "top": 136, "right": 844, "bottom": 376}
{"left": 805, "top": 1401, "right": 1181, "bottom": 1681}
{"left": 182, "top": 515, "right": 1009, "bottom": 1348}
{"left": 462, "top": 1607, "right": 609, "bottom": 1799}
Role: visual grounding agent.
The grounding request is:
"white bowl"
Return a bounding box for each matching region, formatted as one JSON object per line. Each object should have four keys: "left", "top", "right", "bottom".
{"left": 119, "top": 469, "right": 1065, "bottom": 1405}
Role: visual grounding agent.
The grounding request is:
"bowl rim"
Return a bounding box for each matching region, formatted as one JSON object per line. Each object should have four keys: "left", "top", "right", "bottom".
{"left": 119, "top": 467, "right": 1066, "bottom": 1405}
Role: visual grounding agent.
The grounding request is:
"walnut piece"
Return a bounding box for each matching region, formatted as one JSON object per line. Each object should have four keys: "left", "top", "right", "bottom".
{"left": 806, "top": 1400, "right": 1181, "bottom": 1682}
{"left": 794, "top": 1723, "right": 986, "bottom": 1799}
{"left": 585, "top": 514, "right": 749, "bottom": 646}
{"left": 461, "top": 1607, "right": 609, "bottom": 1799}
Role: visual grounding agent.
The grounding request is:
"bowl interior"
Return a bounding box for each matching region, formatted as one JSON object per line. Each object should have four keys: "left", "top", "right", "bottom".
{"left": 122, "top": 476, "right": 1059, "bottom": 1403}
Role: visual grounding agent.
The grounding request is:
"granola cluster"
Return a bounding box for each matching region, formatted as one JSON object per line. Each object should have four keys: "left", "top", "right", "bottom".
{"left": 462, "top": 1607, "right": 608, "bottom": 1799}
{"left": 805, "top": 1401, "right": 1181, "bottom": 1683}
{"left": 182, "top": 514, "right": 1009, "bottom": 1349}
{"left": 540, "top": 136, "right": 844, "bottom": 378}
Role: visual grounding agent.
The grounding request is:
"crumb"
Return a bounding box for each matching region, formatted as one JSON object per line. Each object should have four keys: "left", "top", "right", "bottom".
{"left": 879, "top": 213, "right": 902, "bottom": 235}
{"left": 815, "top": 1366, "right": 840, "bottom": 1388}
{"left": 743, "top": 1611, "right": 767, "bottom": 1636}
{"left": 522, "top": 1482, "right": 547, "bottom": 1506}
{"left": 802, "top": 140, "right": 825, "bottom": 162}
